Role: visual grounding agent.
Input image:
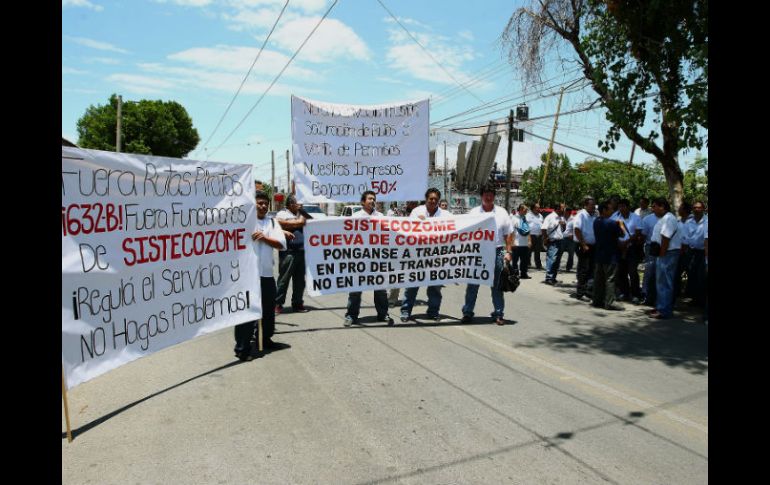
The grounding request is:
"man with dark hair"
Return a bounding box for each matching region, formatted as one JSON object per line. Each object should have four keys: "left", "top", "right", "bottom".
{"left": 344, "top": 191, "right": 394, "bottom": 327}
{"left": 674, "top": 201, "right": 693, "bottom": 299}
{"left": 274, "top": 195, "right": 309, "bottom": 314}
{"left": 563, "top": 208, "right": 577, "bottom": 272}
{"left": 614, "top": 198, "right": 643, "bottom": 303}
{"left": 234, "top": 191, "right": 286, "bottom": 360}
{"left": 648, "top": 197, "right": 683, "bottom": 319}
{"left": 635, "top": 197, "right": 652, "bottom": 219}
{"left": 511, "top": 204, "right": 532, "bottom": 278}
{"left": 570, "top": 196, "right": 597, "bottom": 301}
{"left": 592, "top": 201, "right": 624, "bottom": 310}
{"left": 439, "top": 199, "right": 451, "bottom": 213}
{"left": 461, "top": 183, "right": 513, "bottom": 325}
{"left": 684, "top": 200, "right": 708, "bottom": 306}
{"left": 542, "top": 203, "right": 567, "bottom": 285}
{"left": 526, "top": 202, "right": 544, "bottom": 270}
{"left": 401, "top": 188, "right": 446, "bottom": 322}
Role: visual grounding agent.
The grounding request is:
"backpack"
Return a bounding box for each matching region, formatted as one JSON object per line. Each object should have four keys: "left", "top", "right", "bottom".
{"left": 517, "top": 219, "right": 530, "bottom": 236}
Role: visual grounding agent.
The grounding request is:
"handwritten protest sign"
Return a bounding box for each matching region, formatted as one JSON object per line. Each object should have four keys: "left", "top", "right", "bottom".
{"left": 61, "top": 148, "right": 261, "bottom": 389}
{"left": 291, "top": 95, "right": 429, "bottom": 203}
{"left": 304, "top": 214, "right": 497, "bottom": 295}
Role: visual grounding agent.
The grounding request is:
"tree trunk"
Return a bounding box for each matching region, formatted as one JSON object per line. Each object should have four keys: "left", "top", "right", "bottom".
{"left": 659, "top": 156, "right": 684, "bottom": 211}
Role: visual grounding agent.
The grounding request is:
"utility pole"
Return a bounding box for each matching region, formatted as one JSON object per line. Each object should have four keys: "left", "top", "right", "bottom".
{"left": 443, "top": 139, "right": 447, "bottom": 200}
{"left": 286, "top": 149, "right": 291, "bottom": 194}
{"left": 629, "top": 141, "right": 636, "bottom": 165}
{"left": 541, "top": 87, "right": 565, "bottom": 205}
{"left": 115, "top": 95, "right": 122, "bottom": 153}
{"left": 504, "top": 109, "right": 513, "bottom": 212}
{"left": 271, "top": 150, "right": 275, "bottom": 210}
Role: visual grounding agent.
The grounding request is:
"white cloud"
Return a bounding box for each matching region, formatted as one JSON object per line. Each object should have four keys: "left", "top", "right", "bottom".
{"left": 65, "top": 36, "right": 129, "bottom": 54}
{"left": 152, "top": 0, "right": 213, "bottom": 6}
{"left": 62, "top": 0, "right": 104, "bottom": 11}
{"left": 223, "top": 8, "right": 281, "bottom": 30}
{"left": 106, "top": 74, "right": 176, "bottom": 95}
{"left": 271, "top": 17, "right": 370, "bottom": 63}
{"left": 226, "top": 0, "right": 327, "bottom": 14}
{"left": 385, "top": 28, "right": 476, "bottom": 85}
{"left": 62, "top": 66, "right": 89, "bottom": 75}
{"left": 458, "top": 30, "right": 474, "bottom": 41}
{"left": 63, "top": 87, "right": 100, "bottom": 94}
{"left": 86, "top": 57, "right": 121, "bottom": 65}
{"left": 167, "top": 45, "right": 315, "bottom": 78}
{"left": 383, "top": 16, "right": 432, "bottom": 31}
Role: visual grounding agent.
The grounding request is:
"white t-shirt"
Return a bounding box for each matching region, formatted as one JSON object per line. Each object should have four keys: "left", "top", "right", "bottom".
{"left": 353, "top": 208, "right": 384, "bottom": 218}
{"left": 410, "top": 205, "right": 446, "bottom": 219}
{"left": 573, "top": 209, "right": 597, "bottom": 244}
{"left": 684, "top": 215, "right": 708, "bottom": 249}
{"left": 542, "top": 211, "right": 564, "bottom": 241}
{"left": 469, "top": 205, "right": 512, "bottom": 247}
{"left": 526, "top": 211, "right": 544, "bottom": 234}
{"left": 564, "top": 215, "right": 575, "bottom": 238}
{"left": 612, "top": 211, "right": 642, "bottom": 241}
{"left": 254, "top": 216, "right": 287, "bottom": 277}
{"left": 511, "top": 214, "right": 531, "bottom": 247}
{"left": 652, "top": 212, "right": 683, "bottom": 250}
{"left": 635, "top": 207, "right": 652, "bottom": 219}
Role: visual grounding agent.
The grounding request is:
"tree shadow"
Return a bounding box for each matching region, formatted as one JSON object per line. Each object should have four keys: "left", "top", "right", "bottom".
{"left": 518, "top": 312, "right": 708, "bottom": 374}
{"left": 275, "top": 315, "right": 513, "bottom": 335}
{"left": 62, "top": 360, "right": 247, "bottom": 441}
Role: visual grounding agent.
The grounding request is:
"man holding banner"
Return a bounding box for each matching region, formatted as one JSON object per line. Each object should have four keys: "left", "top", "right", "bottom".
{"left": 234, "top": 191, "right": 286, "bottom": 360}
{"left": 400, "top": 188, "right": 447, "bottom": 323}
{"left": 461, "top": 183, "right": 514, "bottom": 325}
{"left": 344, "top": 191, "right": 394, "bottom": 327}
{"left": 275, "top": 195, "right": 310, "bottom": 314}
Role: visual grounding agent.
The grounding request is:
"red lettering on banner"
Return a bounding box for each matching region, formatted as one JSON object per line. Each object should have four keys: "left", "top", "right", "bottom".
{"left": 122, "top": 228, "right": 246, "bottom": 266}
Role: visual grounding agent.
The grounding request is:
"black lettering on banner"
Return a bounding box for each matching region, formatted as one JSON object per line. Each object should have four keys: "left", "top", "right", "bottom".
{"left": 313, "top": 278, "right": 332, "bottom": 291}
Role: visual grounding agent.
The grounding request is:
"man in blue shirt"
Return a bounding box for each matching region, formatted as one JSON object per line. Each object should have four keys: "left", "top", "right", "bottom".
{"left": 592, "top": 201, "right": 624, "bottom": 310}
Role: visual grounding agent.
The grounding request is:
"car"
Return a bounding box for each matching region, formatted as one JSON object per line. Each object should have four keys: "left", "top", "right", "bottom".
{"left": 341, "top": 205, "right": 363, "bottom": 217}
{"left": 300, "top": 204, "right": 328, "bottom": 220}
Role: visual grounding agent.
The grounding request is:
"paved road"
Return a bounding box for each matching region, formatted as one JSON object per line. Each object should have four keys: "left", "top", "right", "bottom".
{"left": 62, "top": 267, "right": 708, "bottom": 484}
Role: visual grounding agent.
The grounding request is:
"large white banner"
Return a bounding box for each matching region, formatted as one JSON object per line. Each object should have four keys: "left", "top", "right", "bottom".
{"left": 291, "top": 95, "right": 429, "bottom": 203}
{"left": 304, "top": 214, "right": 497, "bottom": 296}
{"left": 62, "top": 148, "right": 261, "bottom": 389}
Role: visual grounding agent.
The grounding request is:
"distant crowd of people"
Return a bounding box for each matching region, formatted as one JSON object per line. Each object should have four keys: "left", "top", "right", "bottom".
{"left": 237, "top": 184, "right": 707, "bottom": 361}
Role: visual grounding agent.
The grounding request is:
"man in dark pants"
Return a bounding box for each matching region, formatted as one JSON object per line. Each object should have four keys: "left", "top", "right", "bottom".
{"left": 234, "top": 191, "right": 286, "bottom": 360}
{"left": 542, "top": 203, "right": 566, "bottom": 285}
{"left": 274, "top": 195, "right": 310, "bottom": 314}
{"left": 684, "top": 201, "right": 708, "bottom": 306}
{"left": 571, "top": 196, "right": 597, "bottom": 301}
{"left": 344, "top": 191, "right": 394, "bottom": 327}
{"left": 527, "top": 203, "right": 544, "bottom": 270}
{"left": 592, "top": 201, "right": 624, "bottom": 310}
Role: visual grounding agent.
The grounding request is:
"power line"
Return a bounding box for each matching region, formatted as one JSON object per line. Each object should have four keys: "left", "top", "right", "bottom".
{"left": 206, "top": 0, "right": 339, "bottom": 159}
{"left": 376, "top": 0, "right": 486, "bottom": 105}
{"left": 194, "top": 0, "right": 290, "bottom": 158}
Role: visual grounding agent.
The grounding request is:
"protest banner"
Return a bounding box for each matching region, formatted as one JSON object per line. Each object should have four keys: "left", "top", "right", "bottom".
{"left": 291, "top": 95, "right": 429, "bottom": 203}
{"left": 304, "top": 214, "right": 497, "bottom": 295}
{"left": 61, "top": 147, "right": 261, "bottom": 390}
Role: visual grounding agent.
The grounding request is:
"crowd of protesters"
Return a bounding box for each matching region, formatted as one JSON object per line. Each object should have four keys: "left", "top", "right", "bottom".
{"left": 238, "top": 183, "right": 708, "bottom": 361}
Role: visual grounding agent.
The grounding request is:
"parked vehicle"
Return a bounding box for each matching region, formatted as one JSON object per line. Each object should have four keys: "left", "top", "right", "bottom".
{"left": 300, "top": 204, "right": 328, "bottom": 219}
{"left": 341, "top": 205, "right": 363, "bottom": 217}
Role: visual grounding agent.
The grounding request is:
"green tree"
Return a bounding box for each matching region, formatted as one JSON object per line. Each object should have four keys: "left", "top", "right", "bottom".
{"left": 683, "top": 152, "right": 708, "bottom": 205}
{"left": 502, "top": 0, "right": 707, "bottom": 209}
{"left": 77, "top": 94, "right": 200, "bottom": 158}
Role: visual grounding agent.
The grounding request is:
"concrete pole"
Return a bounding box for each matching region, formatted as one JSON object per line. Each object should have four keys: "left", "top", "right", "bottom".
{"left": 116, "top": 95, "right": 122, "bottom": 153}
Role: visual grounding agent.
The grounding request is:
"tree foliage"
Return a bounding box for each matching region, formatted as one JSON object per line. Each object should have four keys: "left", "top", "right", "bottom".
{"left": 77, "top": 94, "right": 200, "bottom": 158}
{"left": 521, "top": 152, "right": 669, "bottom": 208}
{"left": 501, "top": 0, "right": 708, "bottom": 209}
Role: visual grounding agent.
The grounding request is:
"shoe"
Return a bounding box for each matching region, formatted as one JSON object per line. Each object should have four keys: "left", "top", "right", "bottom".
{"left": 650, "top": 313, "right": 668, "bottom": 320}
{"left": 570, "top": 293, "right": 588, "bottom": 301}
{"left": 645, "top": 308, "right": 658, "bottom": 315}
{"left": 631, "top": 297, "right": 641, "bottom": 305}
{"left": 344, "top": 315, "right": 357, "bottom": 327}
{"left": 378, "top": 315, "right": 394, "bottom": 326}
{"left": 604, "top": 304, "right": 624, "bottom": 311}
{"left": 400, "top": 315, "right": 410, "bottom": 323}
{"left": 292, "top": 304, "right": 310, "bottom": 313}
{"left": 544, "top": 280, "right": 555, "bottom": 286}
{"left": 430, "top": 315, "right": 442, "bottom": 322}
{"left": 235, "top": 351, "right": 253, "bottom": 362}
{"left": 495, "top": 317, "right": 504, "bottom": 326}
{"left": 521, "top": 275, "right": 532, "bottom": 279}
{"left": 461, "top": 315, "right": 473, "bottom": 324}
{"left": 264, "top": 338, "right": 282, "bottom": 349}
{"left": 648, "top": 310, "right": 662, "bottom": 318}
{"left": 274, "top": 305, "right": 283, "bottom": 315}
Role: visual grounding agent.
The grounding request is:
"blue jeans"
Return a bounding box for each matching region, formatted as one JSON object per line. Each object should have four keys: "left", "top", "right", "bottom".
{"left": 545, "top": 240, "right": 564, "bottom": 282}
{"left": 346, "top": 290, "right": 389, "bottom": 319}
{"left": 655, "top": 250, "right": 680, "bottom": 318}
{"left": 401, "top": 285, "right": 442, "bottom": 318}
{"left": 463, "top": 247, "right": 506, "bottom": 318}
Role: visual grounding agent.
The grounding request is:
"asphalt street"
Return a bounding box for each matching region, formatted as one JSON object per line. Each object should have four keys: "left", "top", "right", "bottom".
{"left": 62, "top": 261, "right": 708, "bottom": 484}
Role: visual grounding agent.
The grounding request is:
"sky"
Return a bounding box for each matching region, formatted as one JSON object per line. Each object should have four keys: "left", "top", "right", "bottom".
{"left": 62, "top": 0, "right": 708, "bottom": 192}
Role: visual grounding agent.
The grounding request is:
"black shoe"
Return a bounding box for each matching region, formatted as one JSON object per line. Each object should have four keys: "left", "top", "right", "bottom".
{"left": 461, "top": 315, "right": 473, "bottom": 324}
{"left": 544, "top": 280, "right": 555, "bottom": 286}
{"left": 344, "top": 315, "right": 358, "bottom": 327}
{"left": 604, "top": 304, "right": 624, "bottom": 311}
{"left": 429, "top": 315, "right": 442, "bottom": 322}
{"left": 235, "top": 352, "right": 253, "bottom": 362}
{"left": 292, "top": 304, "right": 310, "bottom": 313}
{"left": 400, "top": 315, "right": 410, "bottom": 323}
{"left": 263, "top": 338, "right": 282, "bottom": 349}
{"left": 378, "top": 315, "right": 394, "bottom": 326}
{"left": 521, "top": 275, "right": 532, "bottom": 279}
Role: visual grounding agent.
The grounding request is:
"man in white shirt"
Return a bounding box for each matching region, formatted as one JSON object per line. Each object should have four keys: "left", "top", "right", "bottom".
{"left": 439, "top": 199, "right": 452, "bottom": 214}
{"left": 563, "top": 209, "right": 576, "bottom": 272}
{"left": 640, "top": 210, "right": 660, "bottom": 306}
{"left": 386, "top": 202, "right": 399, "bottom": 217}
{"left": 648, "top": 197, "right": 684, "bottom": 319}
{"left": 614, "top": 198, "right": 643, "bottom": 303}
{"left": 570, "top": 196, "right": 597, "bottom": 301}
{"left": 634, "top": 197, "right": 652, "bottom": 219}
{"left": 344, "top": 191, "right": 394, "bottom": 327}
{"left": 511, "top": 204, "right": 532, "bottom": 278}
{"left": 461, "top": 183, "right": 513, "bottom": 325}
{"left": 401, "top": 188, "right": 446, "bottom": 322}
{"left": 542, "top": 203, "right": 567, "bottom": 285}
{"left": 526, "top": 203, "right": 544, "bottom": 270}
{"left": 234, "top": 191, "right": 287, "bottom": 361}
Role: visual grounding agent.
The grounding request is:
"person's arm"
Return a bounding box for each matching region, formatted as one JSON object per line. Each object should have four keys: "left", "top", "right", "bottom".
{"left": 505, "top": 232, "right": 513, "bottom": 262}
{"left": 252, "top": 230, "right": 284, "bottom": 249}
{"left": 276, "top": 216, "right": 306, "bottom": 230}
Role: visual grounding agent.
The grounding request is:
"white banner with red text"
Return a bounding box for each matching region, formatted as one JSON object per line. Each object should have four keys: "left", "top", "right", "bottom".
{"left": 61, "top": 147, "right": 261, "bottom": 389}
{"left": 304, "top": 214, "right": 497, "bottom": 296}
{"left": 291, "top": 95, "right": 429, "bottom": 203}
